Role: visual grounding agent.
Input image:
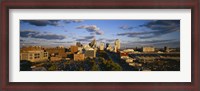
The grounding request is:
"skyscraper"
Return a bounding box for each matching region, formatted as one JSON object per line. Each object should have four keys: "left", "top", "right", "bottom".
{"left": 89, "top": 39, "right": 97, "bottom": 48}
{"left": 164, "top": 46, "right": 169, "bottom": 52}
{"left": 76, "top": 42, "right": 82, "bottom": 47}
{"left": 99, "top": 42, "right": 104, "bottom": 51}
{"left": 114, "top": 39, "right": 120, "bottom": 52}
{"left": 106, "top": 44, "right": 113, "bottom": 52}
{"left": 106, "top": 43, "right": 109, "bottom": 48}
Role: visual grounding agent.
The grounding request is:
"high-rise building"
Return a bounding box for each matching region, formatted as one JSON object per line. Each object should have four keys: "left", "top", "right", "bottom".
{"left": 164, "top": 46, "right": 169, "bottom": 52}
{"left": 76, "top": 42, "right": 82, "bottom": 47}
{"left": 99, "top": 42, "right": 104, "bottom": 51}
{"left": 106, "top": 44, "right": 113, "bottom": 52}
{"left": 83, "top": 44, "right": 91, "bottom": 50}
{"left": 106, "top": 43, "right": 109, "bottom": 48}
{"left": 114, "top": 39, "right": 120, "bottom": 52}
{"left": 84, "top": 48, "right": 96, "bottom": 58}
{"left": 89, "top": 39, "right": 97, "bottom": 48}
{"left": 114, "top": 46, "right": 117, "bottom": 52}
{"left": 70, "top": 46, "right": 78, "bottom": 54}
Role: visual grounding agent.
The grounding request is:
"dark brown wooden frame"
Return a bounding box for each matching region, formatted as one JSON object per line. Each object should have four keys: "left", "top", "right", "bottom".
{"left": 0, "top": 0, "right": 199, "bottom": 91}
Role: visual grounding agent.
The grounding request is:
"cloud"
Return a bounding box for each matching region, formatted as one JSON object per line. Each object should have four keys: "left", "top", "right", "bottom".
{"left": 132, "top": 39, "right": 176, "bottom": 44}
{"left": 96, "top": 38, "right": 116, "bottom": 43}
{"left": 66, "top": 41, "right": 73, "bottom": 43}
{"left": 122, "top": 39, "right": 180, "bottom": 48}
{"left": 117, "top": 20, "right": 180, "bottom": 39}
{"left": 97, "top": 38, "right": 105, "bottom": 41}
{"left": 117, "top": 32, "right": 150, "bottom": 38}
{"left": 141, "top": 20, "right": 180, "bottom": 33}
{"left": 84, "top": 36, "right": 95, "bottom": 39}
{"left": 63, "top": 20, "right": 84, "bottom": 23}
{"left": 76, "top": 25, "right": 104, "bottom": 35}
{"left": 119, "top": 25, "right": 134, "bottom": 30}
{"left": 22, "top": 20, "right": 60, "bottom": 26}
{"left": 20, "top": 30, "right": 66, "bottom": 40}
{"left": 106, "top": 39, "right": 115, "bottom": 42}
{"left": 76, "top": 36, "right": 95, "bottom": 42}
{"left": 54, "top": 42, "right": 66, "bottom": 44}
{"left": 53, "top": 41, "right": 72, "bottom": 44}
{"left": 23, "top": 42, "right": 39, "bottom": 45}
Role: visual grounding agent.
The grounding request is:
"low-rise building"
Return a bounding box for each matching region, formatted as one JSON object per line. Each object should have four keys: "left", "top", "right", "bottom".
{"left": 70, "top": 45, "right": 78, "bottom": 54}
{"left": 74, "top": 53, "right": 85, "bottom": 61}
{"left": 50, "top": 57, "right": 62, "bottom": 62}
{"left": 84, "top": 48, "right": 96, "bottom": 58}
{"left": 20, "top": 50, "right": 48, "bottom": 62}
{"left": 45, "top": 47, "right": 67, "bottom": 58}
{"left": 142, "top": 47, "right": 155, "bottom": 52}
{"left": 125, "top": 58, "right": 134, "bottom": 63}
{"left": 123, "top": 49, "right": 134, "bottom": 53}
{"left": 121, "top": 56, "right": 129, "bottom": 60}
{"left": 129, "top": 62, "right": 142, "bottom": 67}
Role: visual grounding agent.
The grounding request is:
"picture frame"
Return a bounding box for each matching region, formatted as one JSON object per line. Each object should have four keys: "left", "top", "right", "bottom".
{"left": 0, "top": 0, "right": 199, "bottom": 91}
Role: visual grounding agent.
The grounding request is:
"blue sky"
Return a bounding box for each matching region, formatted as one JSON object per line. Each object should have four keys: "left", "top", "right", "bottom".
{"left": 20, "top": 20, "right": 180, "bottom": 48}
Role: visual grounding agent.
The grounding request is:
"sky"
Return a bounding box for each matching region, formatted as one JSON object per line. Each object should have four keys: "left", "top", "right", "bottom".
{"left": 20, "top": 20, "right": 180, "bottom": 48}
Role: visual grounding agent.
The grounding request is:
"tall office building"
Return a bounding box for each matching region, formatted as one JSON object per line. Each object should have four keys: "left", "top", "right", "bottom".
{"left": 106, "top": 44, "right": 113, "bottom": 52}
{"left": 76, "top": 42, "right": 82, "bottom": 47}
{"left": 114, "top": 39, "right": 120, "bottom": 52}
{"left": 164, "top": 46, "right": 169, "bottom": 52}
{"left": 106, "top": 43, "right": 109, "bottom": 48}
{"left": 89, "top": 39, "right": 97, "bottom": 48}
{"left": 99, "top": 42, "right": 105, "bottom": 51}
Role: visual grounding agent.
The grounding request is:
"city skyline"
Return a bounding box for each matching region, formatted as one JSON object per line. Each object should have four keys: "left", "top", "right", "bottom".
{"left": 20, "top": 20, "right": 180, "bottom": 48}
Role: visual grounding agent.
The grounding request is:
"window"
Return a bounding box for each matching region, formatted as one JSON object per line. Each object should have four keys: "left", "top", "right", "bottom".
{"left": 34, "top": 53, "right": 40, "bottom": 59}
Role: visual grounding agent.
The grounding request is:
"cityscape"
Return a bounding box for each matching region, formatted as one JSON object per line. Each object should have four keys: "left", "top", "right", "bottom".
{"left": 20, "top": 20, "right": 180, "bottom": 71}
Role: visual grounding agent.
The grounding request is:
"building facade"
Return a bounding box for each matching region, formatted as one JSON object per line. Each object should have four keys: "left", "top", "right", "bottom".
{"left": 114, "top": 39, "right": 120, "bottom": 52}
{"left": 45, "top": 47, "right": 67, "bottom": 58}
{"left": 142, "top": 47, "right": 155, "bottom": 52}
{"left": 84, "top": 48, "right": 96, "bottom": 58}
{"left": 99, "top": 42, "right": 104, "bottom": 51}
{"left": 74, "top": 53, "right": 85, "bottom": 61}
{"left": 20, "top": 50, "right": 48, "bottom": 62}
{"left": 70, "top": 46, "right": 78, "bottom": 54}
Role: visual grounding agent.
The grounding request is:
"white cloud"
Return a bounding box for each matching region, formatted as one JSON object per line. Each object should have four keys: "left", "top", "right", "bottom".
{"left": 76, "top": 25, "right": 104, "bottom": 35}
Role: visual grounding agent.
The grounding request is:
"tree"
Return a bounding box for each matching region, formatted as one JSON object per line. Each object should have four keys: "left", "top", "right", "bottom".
{"left": 91, "top": 64, "right": 99, "bottom": 71}
{"left": 48, "top": 64, "right": 57, "bottom": 71}
{"left": 79, "top": 67, "right": 84, "bottom": 71}
{"left": 20, "top": 60, "right": 32, "bottom": 71}
{"left": 111, "top": 63, "right": 122, "bottom": 71}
